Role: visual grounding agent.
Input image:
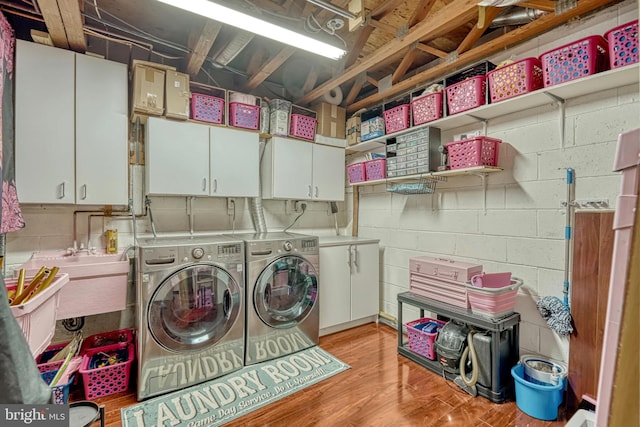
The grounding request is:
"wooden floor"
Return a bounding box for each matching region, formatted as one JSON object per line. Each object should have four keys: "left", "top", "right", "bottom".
{"left": 80, "top": 323, "right": 574, "bottom": 426}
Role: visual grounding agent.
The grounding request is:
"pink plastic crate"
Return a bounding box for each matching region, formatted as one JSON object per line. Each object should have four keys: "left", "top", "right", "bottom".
{"left": 229, "top": 102, "right": 260, "bottom": 130}
{"left": 466, "top": 278, "right": 523, "bottom": 319}
{"left": 383, "top": 104, "right": 410, "bottom": 134}
{"left": 289, "top": 114, "right": 317, "bottom": 140}
{"left": 41, "top": 369, "right": 74, "bottom": 404}
{"left": 446, "top": 76, "right": 486, "bottom": 115}
{"left": 36, "top": 342, "right": 67, "bottom": 373}
{"left": 445, "top": 136, "right": 502, "bottom": 170}
{"left": 405, "top": 318, "right": 446, "bottom": 360}
{"left": 80, "top": 342, "right": 134, "bottom": 399}
{"left": 365, "top": 159, "right": 386, "bottom": 181}
{"left": 411, "top": 92, "right": 443, "bottom": 125}
{"left": 605, "top": 20, "right": 639, "bottom": 69}
{"left": 191, "top": 93, "right": 225, "bottom": 124}
{"left": 347, "top": 162, "right": 366, "bottom": 183}
{"left": 80, "top": 328, "right": 134, "bottom": 355}
{"left": 487, "top": 58, "right": 543, "bottom": 103}
{"left": 540, "top": 35, "right": 609, "bottom": 87}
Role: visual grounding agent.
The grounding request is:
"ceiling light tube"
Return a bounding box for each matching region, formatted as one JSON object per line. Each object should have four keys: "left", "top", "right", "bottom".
{"left": 156, "top": 0, "right": 346, "bottom": 60}
{"left": 306, "top": 0, "right": 357, "bottom": 20}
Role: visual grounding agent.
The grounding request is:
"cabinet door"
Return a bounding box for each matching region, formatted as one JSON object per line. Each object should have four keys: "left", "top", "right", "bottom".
{"left": 146, "top": 118, "right": 210, "bottom": 196}
{"left": 319, "top": 245, "right": 352, "bottom": 329}
{"left": 15, "top": 40, "right": 75, "bottom": 203}
{"left": 263, "top": 137, "right": 313, "bottom": 200}
{"left": 350, "top": 243, "right": 380, "bottom": 320}
{"left": 312, "top": 144, "right": 345, "bottom": 201}
{"left": 75, "top": 54, "right": 128, "bottom": 205}
{"left": 210, "top": 127, "right": 259, "bottom": 197}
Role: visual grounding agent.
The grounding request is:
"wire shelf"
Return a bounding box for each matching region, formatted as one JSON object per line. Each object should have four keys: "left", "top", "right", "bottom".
{"left": 386, "top": 175, "right": 447, "bottom": 195}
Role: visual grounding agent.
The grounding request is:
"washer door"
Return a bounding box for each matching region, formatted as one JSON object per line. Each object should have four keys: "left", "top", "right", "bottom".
{"left": 254, "top": 255, "right": 318, "bottom": 329}
{"left": 148, "top": 263, "right": 240, "bottom": 352}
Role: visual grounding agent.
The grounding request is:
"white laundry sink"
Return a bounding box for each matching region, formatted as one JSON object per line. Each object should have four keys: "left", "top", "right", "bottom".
{"left": 17, "top": 250, "right": 130, "bottom": 320}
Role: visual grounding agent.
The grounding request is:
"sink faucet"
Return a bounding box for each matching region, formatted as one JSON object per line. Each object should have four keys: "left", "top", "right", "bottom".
{"left": 65, "top": 244, "right": 97, "bottom": 256}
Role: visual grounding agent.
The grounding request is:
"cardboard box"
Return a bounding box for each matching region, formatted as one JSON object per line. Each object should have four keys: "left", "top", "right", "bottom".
{"left": 346, "top": 116, "right": 361, "bottom": 146}
{"left": 164, "top": 70, "right": 190, "bottom": 120}
{"left": 312, "top": 102, "right": 346, "bottom": 138}
{"left": 132, "top": 64, "right": 164, "bottom": 116}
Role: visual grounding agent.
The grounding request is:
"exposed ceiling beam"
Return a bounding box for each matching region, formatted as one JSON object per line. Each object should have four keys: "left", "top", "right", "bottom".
{"left": 457, "top": 6, "right": 501, "bottom": 54}
{"left": 392, "top": 46, "right": 418, "bottom": 83}
{"left": 36, "top": 0, "right": 69, "bottom": 49}
{"left": 407, "top": 0, "right": 437, "bottom": 27}
{"left": 246, "top": 48, "right": 265, "bottom": 78}
{"left": 369, "top": 18, "right": 397, "bottom": 36}
{"left": 519, "top": 1, "right": 557, "bottom": 13}
{"left": 344, "top": 26, "right": 373, "bottom": 67}
{"left": 417, "top": 43, "right": 448, "bottom": 58}
{"left": 345, "top": 73, "right": 367, "bottom": 105}
{"left": 186, "top": 20, "right": 223, "bottom": 77}
{"left": 244, "top": 46, "right": 296, "bottom": 91}
{"left": 366, "top": 75, "right": 379, "bottom": 87}
{"left": 370, "top": 0, "right": 405, "bottom": 17}
{"left": 302, "top": 69, "right": 319, "bottom": 95}
{"left": 300, "top": 0, "right": 480, "bottom": 105}
{"left": 56, "top": 0, "right": 85, "bottom": 51}
{"left": 347, "top": 0, "right": 619, "bottom": 112}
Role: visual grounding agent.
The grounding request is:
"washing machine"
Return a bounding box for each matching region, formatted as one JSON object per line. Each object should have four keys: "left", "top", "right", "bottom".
{"left": 230, "top": 232, "right": 319, "bottom": 365}
{"left": 136, "top": 236, "right": 245, "bottom": 400}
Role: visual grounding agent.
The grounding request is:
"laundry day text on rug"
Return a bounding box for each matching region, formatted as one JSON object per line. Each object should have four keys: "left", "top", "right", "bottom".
{"left": 121, "top": 346, "right": 350, "bottom": 427}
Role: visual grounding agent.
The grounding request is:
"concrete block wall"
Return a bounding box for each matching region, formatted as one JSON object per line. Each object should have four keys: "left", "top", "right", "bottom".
{"left": 352, "top": 0, "right": 638, "bottom": 362}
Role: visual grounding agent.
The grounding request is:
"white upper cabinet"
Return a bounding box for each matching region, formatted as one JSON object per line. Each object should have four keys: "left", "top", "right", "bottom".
{"left": 15, "top": 40, "right": 75, "bottom": 203}
{"left": 15, "top": 40, "right": 128, "bottom": 205}
{"left": 210, "top": 127, "right": 259, "bottom": 197}
{"left": 261, "top": 137, "right": 345, "bottom": 201}
{"left": 145, "top": 117, "right": 210, "bottom": 196}
{"left": 75, "top": 54, "right": 128, "bottom": 205}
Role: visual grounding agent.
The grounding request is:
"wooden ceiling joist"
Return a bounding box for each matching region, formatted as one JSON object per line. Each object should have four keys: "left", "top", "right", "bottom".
{"left": 345, "top": 73, "right": 367, "bottom": 105}
{"left": 370, "top": 0, "right": 406, "bottom": 17}
{"left": 519, "top": 1, "right": 557, "bottom": 13}
{"left": 36, "top": 0, "right": 69, "bottom": 49}
{"left": 417, "top": 43, "right": 448, "bottom": 58}
{"left": 392, "top": 46, "right": 418, "bottom": 83}
{"left": 369, "top": 18, "right": 397, "bottom": 36}
{"left": 186, "top": 20, "right": 223, "bottom": 77}
{"left": 457, "top": 6, "right": 502, "bottom": 55}
{"left": 407, "top": 0, "right": 438, "bottom": 27}
{"left": 299, "top": 0, "right": 480, "bottom": 105}
{"left": 244, "top": 46, "right": 296, "bottom": 91}
{"left": 346, "top": 0, "right": 619, "bottom": 113}
{"left": 366, "top": 75, "right": 379, "bottom": 87}
{"left": 56, "top": 0, "right": 85, "bottom": 51}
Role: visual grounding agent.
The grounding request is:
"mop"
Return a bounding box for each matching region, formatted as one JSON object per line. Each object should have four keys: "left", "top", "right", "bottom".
{"left": 537, "top": 168, "right": 574, "bottom": 336}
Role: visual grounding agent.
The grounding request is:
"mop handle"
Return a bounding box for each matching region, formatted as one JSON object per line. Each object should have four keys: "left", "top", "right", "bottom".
{"left": 563, "top": 168, "right": 574, "bottom": 308}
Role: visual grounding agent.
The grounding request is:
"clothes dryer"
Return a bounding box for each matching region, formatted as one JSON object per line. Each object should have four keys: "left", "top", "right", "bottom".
{"left": 230, "top": 232, "right": 319, "bottom": 365}
{"left": 136, "top": 236, "right": 244, "bottom": 400}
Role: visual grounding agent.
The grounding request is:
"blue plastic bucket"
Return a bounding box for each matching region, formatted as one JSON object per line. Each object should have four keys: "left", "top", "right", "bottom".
{"left": 511, "top": 363, "right": 565, "bottom": 420}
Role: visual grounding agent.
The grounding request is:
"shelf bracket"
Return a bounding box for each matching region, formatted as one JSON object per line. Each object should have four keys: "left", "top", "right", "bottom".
{"left": 469, "top": 172, "right": 490, "bottom": 213}
{"left": 543, "top": 91, "right": 566, "bottom": 148}
{"left": 466, "top": 115, "right": 489, "bottom": 135}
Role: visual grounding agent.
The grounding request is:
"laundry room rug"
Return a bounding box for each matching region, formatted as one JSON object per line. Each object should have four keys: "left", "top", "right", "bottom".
{"left": 121, "top": 346, "right": 350, "bottom": 427}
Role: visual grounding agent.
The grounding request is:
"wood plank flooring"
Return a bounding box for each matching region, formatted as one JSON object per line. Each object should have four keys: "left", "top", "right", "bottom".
{"left": 79, "top": 323, "right": 573, "bottom": 426}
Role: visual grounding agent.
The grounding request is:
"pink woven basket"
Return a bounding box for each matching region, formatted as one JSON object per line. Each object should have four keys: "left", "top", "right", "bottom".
{"left": 405, "top": 318, "right": 446, "bottom": 360}
{"left": 487, "top": 58, "right": 543, "bottom": 103}
{"left": 347, "top": 162, "right": 366, "bottom": 183}
{"left": 80, "top": 342, "right": 134, "bottom": 399}
{"left": 411, "top": 92, "right": 443, "bottom": 125}
{"left": 383, "top": 104, "right": 410, "bottom": 134}
{"left": 289, "top": 114, "right": 317, "bottom": 140}
{"left": 191, "top": 93, "right": 225, "bottom": 124}
{"left": 229, "top": 102, "right": 260, "bottom": 130}
{"left": 540, "top": 35, "right": 609, "bottom": 87}
{"left": 446, "top": 76, "right": 486, "bottom": 115}
{"left": 365, "top": 159, "right": 386, "bottom": 181}
{"left": 605, "top": 20, "right": 639, "bottom": 69}
{"left": 445, "top": 136, "right": 502, "bottom": 170}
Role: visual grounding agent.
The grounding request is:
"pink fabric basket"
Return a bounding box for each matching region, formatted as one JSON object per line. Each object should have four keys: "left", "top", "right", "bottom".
{"left": 383, "top": 104, "right": 410, "bottom": 134}
{"left": 365, "top": 159, "right": 386, "bottom": 181}
{"left": 605, "top": 20, "right": 639, "bottom": 69}
{"left": 446, "top": 76, "right": 486, "bottom": 115}
{"left": 411, "top": 92, "right": 443, "bottom": 125}
{"left": 540, "top": 35, "right": 609, "bottom": 87}
{"left": 487, "top": 58, "right": 543, "bottom": 103}
{"left": 445, "top": 136, "right": 502, "bottom": 170}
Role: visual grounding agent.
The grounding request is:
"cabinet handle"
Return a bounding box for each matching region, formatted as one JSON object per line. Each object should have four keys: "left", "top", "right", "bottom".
{"left": 58, "top": 182, "right": 65, "bottom": 199}
{"left": 314, "top": 186, "right": 319, "bottom": 198}
{"left": 81, "top": 184, "right": 87, "bottom": 200}
{"left": 308, "top": 185, "right": 312, "bottom": 198}
{"left": 348, "top": 246, "right": 353, "bottom": 272}
{"left": 203, "top": 178, "right": 208, "bottom": 192}
{"left": 353, "top": 246, "right": 359, "bottom": 269}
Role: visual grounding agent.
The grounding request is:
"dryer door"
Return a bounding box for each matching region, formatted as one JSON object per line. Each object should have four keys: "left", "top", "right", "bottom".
{"left": 254, "top": 255, "right": 318, "bottom": 328}
{"left": 148, "top": 263, "right": 241, "bottom": 352}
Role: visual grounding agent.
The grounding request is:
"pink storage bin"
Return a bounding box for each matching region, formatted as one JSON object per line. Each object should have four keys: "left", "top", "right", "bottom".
{"left": 383, "top": 104, "right": 410, "bottom": 134}
{"left": 466, "top": 278, "right": 523, "bottom": 319}
{"left": 446, "top": 75, "right": 486, "bottom": 115}
{"left": 411, "top": 92, "right": 443, "bottom": 125}
{"left": 191, "top": 93, "right": 225, "bottom": 124}
{"left": 80, "top": 328, "right": 135, "bottom": 355}
{"left": 487, "top": 58, "right": 543, "bottom": 103}
{"left": 409, "top": 273, "right": 469, "bottom": 308}
{"left": 365, "top": 158, "right": 386, "bottom": 181}
{"left": 410, "top": 256, "right": 483, "bottom": 282}
{"left": 605, "top": 20, "right": 639, "bottom": 69}
{"left": 36, "top": 342, "right": 68, "bottom": 373}
{"left": 470, "top": 272, "right": 512, "bottom": 288}
{"left": 540, "top": 35, "right": 609, "bottom": 87}
{"left": 80, "top": 342, "right": 134, "bottom": 399}
{"left": 6, "top": 273, "right": 70, "bottom": 357}
{"left": 229, "top": 102, "right": 260, "bottom": 130}
{"left": 445, "top": 136, "right": 502, "bottom": 170}
{"left": 405, "top": 318, "right": 446, "bottom": 360}
{"left": 289, "top": 114, "right": 317, "bottom": 140}
{"left": 347, "top": 162, "right": 366, "bottom": 183}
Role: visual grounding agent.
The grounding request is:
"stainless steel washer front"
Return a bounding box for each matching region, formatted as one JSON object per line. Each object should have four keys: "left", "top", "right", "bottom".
{"left": 136, "top": 236, "right": 244, "bottom": 400}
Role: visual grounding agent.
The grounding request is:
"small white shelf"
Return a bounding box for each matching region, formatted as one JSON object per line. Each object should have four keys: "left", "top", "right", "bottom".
{"left": 350, "top": 166, "right": 503, "bottom": 187}
{"left": 346, "top": 64, "right": 639, "bottom": 153}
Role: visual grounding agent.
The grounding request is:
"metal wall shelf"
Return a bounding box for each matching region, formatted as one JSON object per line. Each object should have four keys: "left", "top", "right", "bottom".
{"left": 347, "top": 64, "right": 639, "bottom": 154}
{"left": 350, "top": 166, "right": 503, "bottom": 187}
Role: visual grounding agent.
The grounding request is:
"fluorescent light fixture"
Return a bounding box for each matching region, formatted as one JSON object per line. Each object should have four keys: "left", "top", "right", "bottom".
{"left": 156, "top": 0, "right": 347, "bottom": 60}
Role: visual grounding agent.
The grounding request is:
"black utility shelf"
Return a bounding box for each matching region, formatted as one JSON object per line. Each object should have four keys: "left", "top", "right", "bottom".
{"left": 397, "top": 291, "right": 521, "bottom": 403}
